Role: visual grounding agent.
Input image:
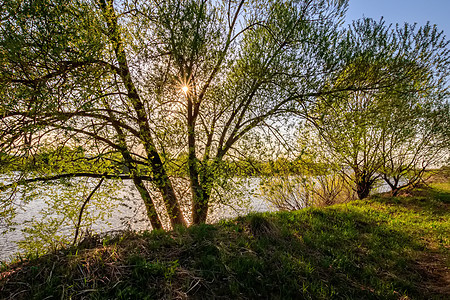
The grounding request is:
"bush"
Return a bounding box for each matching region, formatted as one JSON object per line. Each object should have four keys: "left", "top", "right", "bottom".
{"left": 259, "top": 172, "right": 355, "bottom": 211}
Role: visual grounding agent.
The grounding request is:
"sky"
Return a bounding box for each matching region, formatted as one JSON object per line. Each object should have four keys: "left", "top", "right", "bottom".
{"left": 345, "top": 0, "right": 450, "bottom": 38}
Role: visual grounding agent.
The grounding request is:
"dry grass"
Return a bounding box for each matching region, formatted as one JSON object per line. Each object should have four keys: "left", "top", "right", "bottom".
{"left": 1, "top": 170, "right": 449, "bottom": 299}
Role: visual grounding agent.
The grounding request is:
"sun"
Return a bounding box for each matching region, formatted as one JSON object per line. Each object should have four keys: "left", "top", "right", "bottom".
{"left": 181, "top": 85, "right": 189, "bottom": 94}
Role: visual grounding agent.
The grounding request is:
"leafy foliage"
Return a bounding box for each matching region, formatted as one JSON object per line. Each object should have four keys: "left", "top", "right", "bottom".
{"left": 0, "top": 0, "right": 351, "bottom": 229}
{"left": 299, "top": 19, "right": 450, "bottom": 199}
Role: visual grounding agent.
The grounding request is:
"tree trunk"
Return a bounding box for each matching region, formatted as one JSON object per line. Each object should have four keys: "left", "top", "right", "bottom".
{"left": 100, "top": 0, "right": 186, "bottom": 228}
{"left": 356, "top": 182, "right": 371, "bottom": 199}
{"left": 133, "top": 177, "right": 163, "bottom": 229}
{"left": 191, "top": 161, "right": 217, "bottom": 224}
{"left": 191, "top": 182, "right": 211, "bottom": 224}
{"left": 391, "top": 187, "right": 400, "bottom": 197}
{"left": 355, "top": 173, "right": 373, "bottom": 200}
{"left": 102, "top": 99, "right": 164, "bottom": 230}
{"left": 188, "top": 139, "right": 210, "bottom": 223}
{"left": 150, "top": 160, "right": 186, "bottom": 226}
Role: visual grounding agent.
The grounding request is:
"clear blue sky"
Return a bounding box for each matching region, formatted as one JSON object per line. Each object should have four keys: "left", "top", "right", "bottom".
{"left": 345, "top": 0, "right": 450, "bottom": 38}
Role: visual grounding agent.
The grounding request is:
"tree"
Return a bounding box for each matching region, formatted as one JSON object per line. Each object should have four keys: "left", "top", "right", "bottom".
{"left": 379, "top": 101, "right": 450, "bottom": 195}
{"left": 0, "top": 0, "right": 349, "bottom": 229}
{"left": 302, "top": 19, "right": 450, "bottom": 199}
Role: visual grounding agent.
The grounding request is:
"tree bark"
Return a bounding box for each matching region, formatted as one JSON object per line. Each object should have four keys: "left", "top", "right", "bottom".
{"left": 133, "top": 177, "right": 162, "bottom": 229}
{"left": 99, "top": 0, "right": 186, "bottom": 227}
{"left": 191, "top": 174, "right": 212, "bottom": 224}
{"left": 391, "top": 187, "right": 400, "bottom": 197}
{"left": 102, "top": 99, "right": 164, "bottom": 230}
{"left": 356, "top": 181, "right": 371, "bottom": 199}
{"left": 355, "top": 173, "right": 373, "bottom": 199}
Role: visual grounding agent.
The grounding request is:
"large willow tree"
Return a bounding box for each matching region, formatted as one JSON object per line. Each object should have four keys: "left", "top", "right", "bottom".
{"left": 2, "top": 0, "right": 447, "bottom": 230}
{"left": 1, "top": 0, "right": 351, "bottom": 229}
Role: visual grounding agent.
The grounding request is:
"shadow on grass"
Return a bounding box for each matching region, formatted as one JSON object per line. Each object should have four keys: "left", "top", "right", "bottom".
{"left": 164, "top": 207, "right": 444, "bottom": 299}
{"left": 1, "top": 198, "right": 448, "bottom": 299}
{"left": 255, "top": 208, "right": 431, "bottom": 299}
{"left": 428, "top": 185, "right": 450, "bottom": 204}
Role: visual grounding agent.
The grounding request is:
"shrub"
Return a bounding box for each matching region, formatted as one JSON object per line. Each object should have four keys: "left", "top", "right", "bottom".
{"left": 259, "top": 172, "right": 355, "bottom": 211}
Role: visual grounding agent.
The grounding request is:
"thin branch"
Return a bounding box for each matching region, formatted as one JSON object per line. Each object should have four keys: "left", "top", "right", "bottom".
{"left": 0, "top": 172, "right": 153, "bottom": 192}
{"left": 72, "top": 177, "right": 105, "bottom": 246}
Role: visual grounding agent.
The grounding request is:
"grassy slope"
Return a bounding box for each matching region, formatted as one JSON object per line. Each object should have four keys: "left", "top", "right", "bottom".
{"left": 1, "top": 183, "right": 449, "bottom": 299}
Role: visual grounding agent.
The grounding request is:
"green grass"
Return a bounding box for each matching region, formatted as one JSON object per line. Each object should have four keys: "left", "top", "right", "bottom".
{"left": 1, "top": 183, "right": 449, "bottom": 299}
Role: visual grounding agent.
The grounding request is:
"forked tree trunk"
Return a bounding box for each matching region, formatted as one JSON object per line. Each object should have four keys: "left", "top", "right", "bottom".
{"left": 356, "top": 182, "right": 371, "bottom": 199}
{"left": 355, "top": 173, "right": 374, "bottom": 200}
{"left": 187, "top": 117, "right": 215, "bottom": 224}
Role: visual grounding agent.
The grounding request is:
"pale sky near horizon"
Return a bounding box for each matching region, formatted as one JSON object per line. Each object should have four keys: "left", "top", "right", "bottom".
{"left": 345, "top": 0, "right": 450, "bottom": 38}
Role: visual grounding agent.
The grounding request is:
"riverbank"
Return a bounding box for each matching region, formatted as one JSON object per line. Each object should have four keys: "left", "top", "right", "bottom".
{"left": 1, "top": 180, "right": 449, "bottom": 299}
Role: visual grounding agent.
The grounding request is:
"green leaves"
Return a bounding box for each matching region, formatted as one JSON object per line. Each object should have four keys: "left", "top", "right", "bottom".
{"left": 1, "top": 0, "right": 448, "bottom": 238}
{"left": 301, "top": 18, "right": 450, "bottom": 198}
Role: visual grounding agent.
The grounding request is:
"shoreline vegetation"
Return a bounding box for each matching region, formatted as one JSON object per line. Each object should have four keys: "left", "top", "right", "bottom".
{"left": 1, "top": 171, "right": 448, "bottom": 299}
{"left": 1, "top": 1, "right": 448, "bottom": 298}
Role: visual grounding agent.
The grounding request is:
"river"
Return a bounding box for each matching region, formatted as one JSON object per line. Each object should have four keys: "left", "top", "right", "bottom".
{"left": 0, "top": 177, "right": 273, "bottom": 262}
{"left": 0, "top": 175, "right": 393, "bottom": 263}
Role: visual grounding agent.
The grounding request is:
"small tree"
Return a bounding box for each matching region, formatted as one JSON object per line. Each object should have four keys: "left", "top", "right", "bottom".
{"left": 379, "top": 101, "right": 450, "bottom": 195}
{"left": 302, "top": 19, "right": 450, "bottom": 199}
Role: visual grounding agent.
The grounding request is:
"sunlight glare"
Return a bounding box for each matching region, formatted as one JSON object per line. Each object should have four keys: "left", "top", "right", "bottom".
{"left": 182, "top": 85, "right": 188, "bottom": 94}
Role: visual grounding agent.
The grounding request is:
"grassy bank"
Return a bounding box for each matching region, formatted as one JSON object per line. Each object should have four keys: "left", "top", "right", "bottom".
{"left": 1, "top": 182, "right": 449, "bottom": 299}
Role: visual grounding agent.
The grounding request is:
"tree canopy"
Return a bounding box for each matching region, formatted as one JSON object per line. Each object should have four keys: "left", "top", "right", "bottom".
{"left": 300, "top": 19, "right": 450, "bottom": 198}
{"left": 1, "top": 0, "right": 449, "bottom": 234}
